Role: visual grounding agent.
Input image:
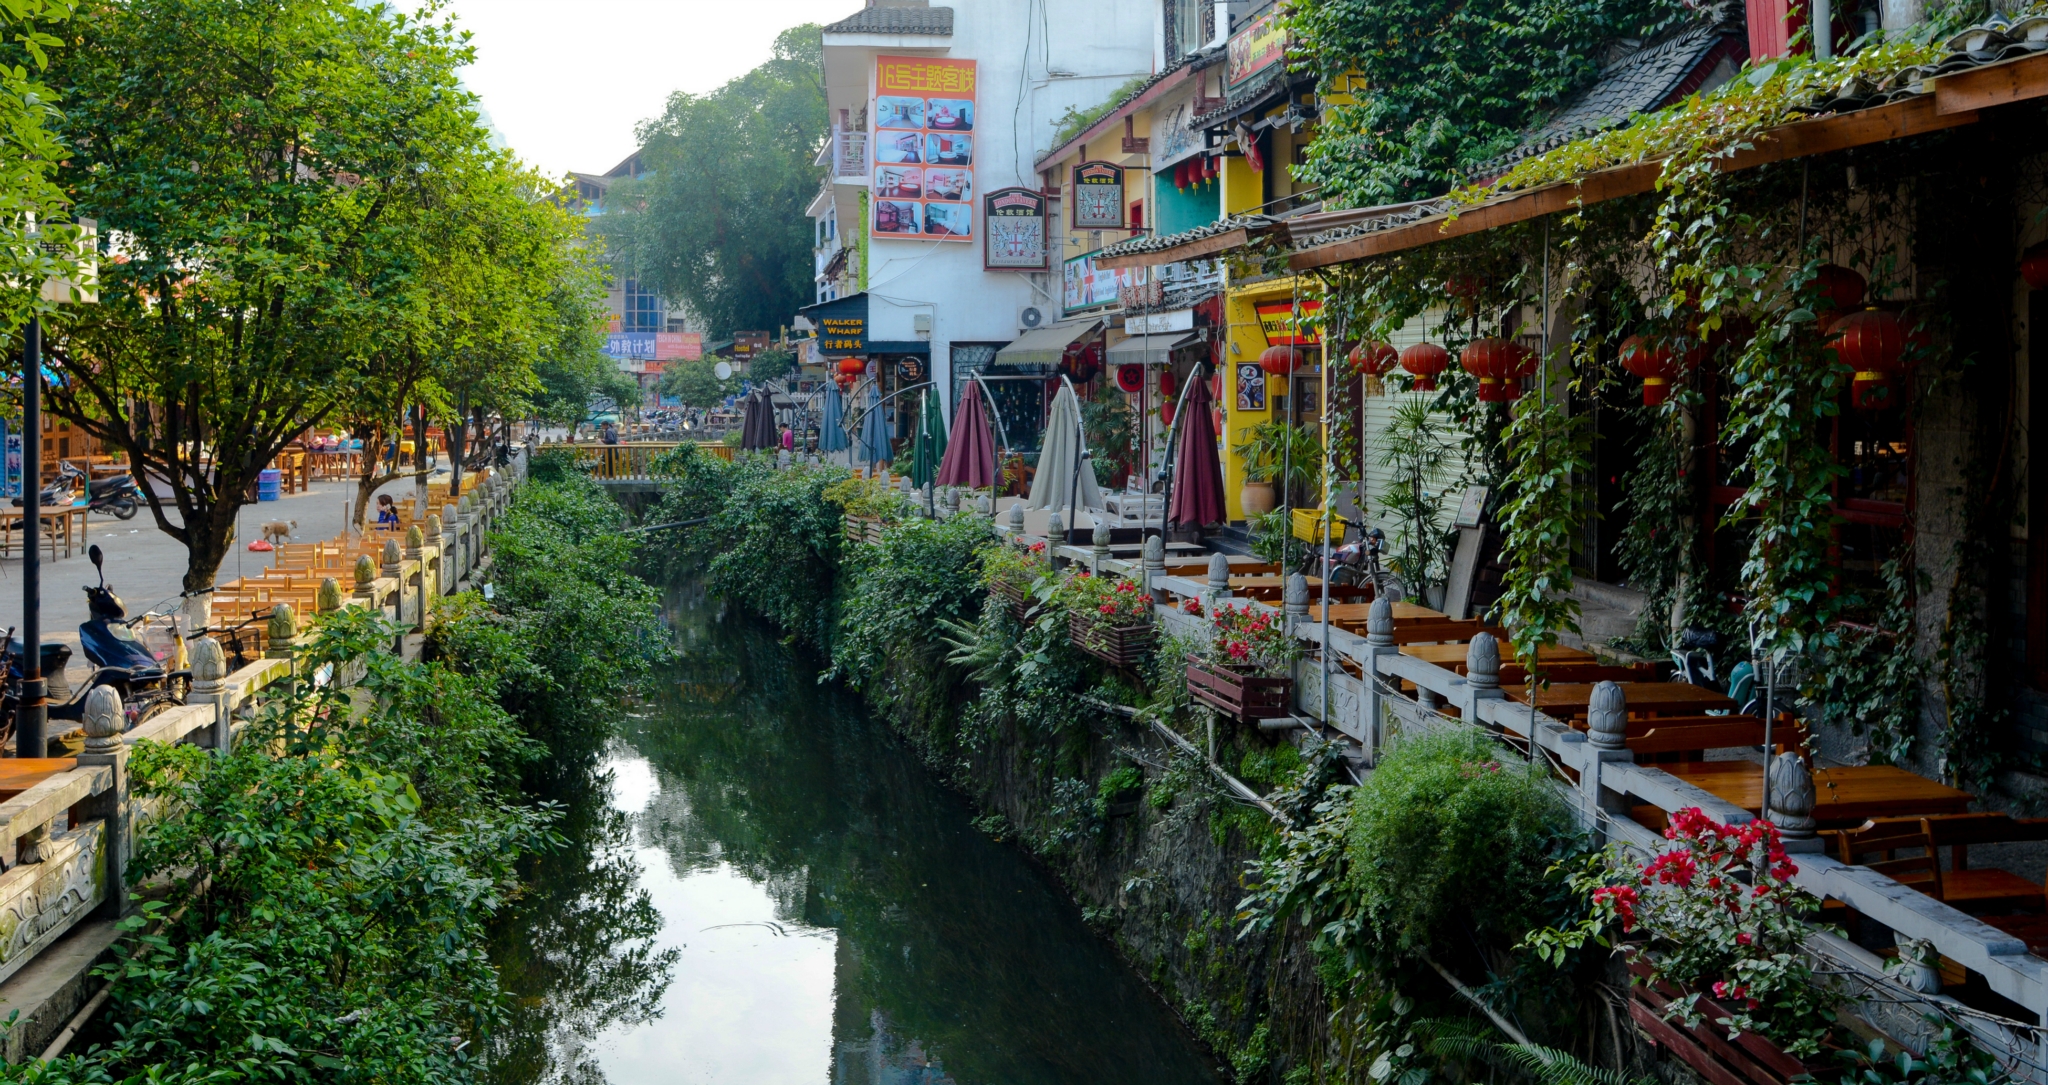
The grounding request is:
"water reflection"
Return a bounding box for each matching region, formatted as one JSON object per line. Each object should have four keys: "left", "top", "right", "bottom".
{"left": 501, "top": 586, "right": 1219, "bottom": 1085}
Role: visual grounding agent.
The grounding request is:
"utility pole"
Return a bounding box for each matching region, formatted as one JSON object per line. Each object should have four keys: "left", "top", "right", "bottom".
{"left": 17, "top": 315, "right": 42, "bottom": 759}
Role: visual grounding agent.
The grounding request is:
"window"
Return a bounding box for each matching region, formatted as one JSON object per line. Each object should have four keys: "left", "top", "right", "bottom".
{"left": 1166, "top": 0, "right": 1206, "bottom": 58}
{"left": 622, "top": 279, "right": 662, "bottom": 333}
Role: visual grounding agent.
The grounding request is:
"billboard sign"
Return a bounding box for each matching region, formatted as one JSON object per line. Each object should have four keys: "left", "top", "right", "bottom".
{"left": 1226, "top": 6, "right": 1288, "bottom": 88}
{"left": 655, "top": 332, "right": 702, "bottom": 361}
{"left": 1254, "top": 298, "right": 1323, "bottom": 345}
{"left": 873, "top": 55, "right": 977, "bottom": 242}
{"left": 1071, "top": 161, "right": 1125, "bottom": 229}
{"left": 1063, "top": 250, "right": 1141, "bottom": 314}
{"left": 984, "top": 187, "right": 1047, "bottom": 271}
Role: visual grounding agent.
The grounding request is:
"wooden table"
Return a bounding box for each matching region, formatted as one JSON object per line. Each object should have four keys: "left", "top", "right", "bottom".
{"left": 0, "top": 505, "right": 87, "bottom": 559}
{"left": 0, "top": 757, "right": 79, "bottom": 793}
{"left": 1661, "top": 762, "right": 1974, "bottom": 826}
{"left": 1503, "top": 681, "right": 1737, "bottom": 716}
{"left": 1402, "top": 642, "right": 1598, "bottom": 667}
{"left": 1309, "top": 602, "right": 1448, "bottom": 623}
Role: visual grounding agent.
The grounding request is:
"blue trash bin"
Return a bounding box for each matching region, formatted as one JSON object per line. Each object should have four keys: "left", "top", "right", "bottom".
{"left": 258, "top": 468, "right": 281, "bottom": 502}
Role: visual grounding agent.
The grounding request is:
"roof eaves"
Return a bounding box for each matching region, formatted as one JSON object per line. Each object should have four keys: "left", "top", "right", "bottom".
{"left": 1033, "top": 57, "right": 1213, "bottom": 172}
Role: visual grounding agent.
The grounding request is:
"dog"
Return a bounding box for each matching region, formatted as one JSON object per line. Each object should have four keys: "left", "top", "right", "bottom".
{"left": 260, "top": 520, "right": 296, "bottom": 547}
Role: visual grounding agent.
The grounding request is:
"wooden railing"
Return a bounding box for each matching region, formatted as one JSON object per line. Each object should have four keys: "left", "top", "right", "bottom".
{"left": 552, "top": 441, "right": 735, "bottom": 479}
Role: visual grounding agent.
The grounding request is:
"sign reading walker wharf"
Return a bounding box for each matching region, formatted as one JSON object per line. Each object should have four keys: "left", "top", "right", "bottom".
{"left": 1226, "top": 5, "right": 1288, "bottom": 88}
{"left": 818, "top": 315, "right": 866, "bottom": 357}
{"left": 1071, "top": 161, "right": 1125, "bottom": 230}
{"left": 983, "top": 187, "right": 1047, "bottom": 270}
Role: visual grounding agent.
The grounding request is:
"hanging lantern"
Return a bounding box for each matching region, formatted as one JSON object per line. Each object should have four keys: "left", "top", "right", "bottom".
{"left": 2023, "top": 243, "right": 2048, "bottom": 290}
{"left": 1116, "top": 363, "right": 1145, "bottom": 393}
{"left": 1503, "top": 341, "right": 1538, "bottom": 400}
{"left": 1814, "top": 264, "right": 1867, "bottom": 331}
{"left": 1159, "top": 368, "right": 1176, "bottom": 398}
{"left": 1444, "top": 275, "right": 1485, "bottom": 302}
{"left": 836, "top": 357, "right": 865, "bottom": 376}
{"left": 1062, "top": 344, "right": 1102, "bottom": 384}
{"left": 1399, "top": 342, "right": 1450, "bottom": 392}
{"left": 1831, "top": 308, "right": 1907, "bottom": 411}
{"left": 1619, "top": 334, "right": 1677, "bottom": 406}
{"left": 1258, "top": 345, "right": 1302, "bottom": 375}
{"left": 1348, "top": 340, "right": 1397, "bottom": 376}
{"left": 1460, "top": 337, "right": 1515, "bottom": 402}
{"left": 1703, "top": 313, "right": 1757, "bottom": 357}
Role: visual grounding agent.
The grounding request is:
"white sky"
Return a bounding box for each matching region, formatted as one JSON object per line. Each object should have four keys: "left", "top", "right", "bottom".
{"left": 414, "top": 0, "right": 859, "bottom": 180}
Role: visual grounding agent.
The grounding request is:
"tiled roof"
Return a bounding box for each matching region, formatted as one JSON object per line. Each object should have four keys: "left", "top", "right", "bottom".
{"left": 1033, "top": 46, "right": 1222, "bottom": 168}
{"left": 823, "top": 5, "right": 953, "bottom": 35}
{"left": 1192, "top": 64, "right": 1291, "bottom": 129}
{"left": 1095, "top": 214, "right": 1270, "bottom": 260}
{"left": 1473, "top": 23, "right": 1737, "bottom": 176}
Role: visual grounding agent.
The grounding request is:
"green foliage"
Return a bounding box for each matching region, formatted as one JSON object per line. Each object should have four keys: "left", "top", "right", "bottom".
{"left": 1290, "top": 0, "right": 1691, "bottom": 205}
{"left": 599, "top": 25, "right": 825, "bottom": 338}
{"left": 0, "top": 0, "right": 82, "bottom": 357}
{"left": 1248, "top": 508, "right": 1310, "bottom": 568}
{"left": 747, "top": 347, "right": 798, "bottom": 384}
{"left": 1375, "top": 398, "right": 1464, "bottom": 600}
{"left": 655, "top": 358, "right": 738, "bottom": 410}
{"left": 1044, "top": 75, "right": 1150, "bottom": 157}
{"left": 830, "top": 514, "right": 996, "bottom": 692}
{"left": 1805, "top": 553, "right": 1923, "bottom": 766}
{"left": 1612, "top": 403, "right": 1696, "bottom": 653}
{"left": 1827, "top": 1018, "right": 2009, "bottom": 1085}
{"left": 1494, "top": 391, "right": 1594, "bottom": 671}
{"left": 1233, "top": 419, "right": 1323, "bottom": 495}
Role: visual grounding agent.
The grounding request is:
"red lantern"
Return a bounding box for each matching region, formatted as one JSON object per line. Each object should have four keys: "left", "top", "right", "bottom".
{"left": 1503, "top": 341, "right": 1537, "bottom": 400}
{"left": 1619, "top": 334, "right": 1677, "bottom": 406}
{"left": 1159, "top": 369, "right": 1176, "bottom": 398}
{"left": 1258, "top": 345, "right": 1302, "bottom": 375}
{"left": 2023, "top": 243, "right": 2048, "bottom": 290}
{"left": 1460, "top": 337, "right": 1515, "bottom": 402}
{"left": 1399, "top": 342, "right": 1449, "bottom": 391}
{"left": 1116, "top": 363, "right": 1145, "bottom": 393}
{"left": 1704, "top": 313, "right": 1756, "bottom": 356}
{"left": 1814, "top": 264, "right": 1867, "bottom": 331}
{"left": 1830, "top": 308, "right": 1907, "bottom": 411}
{"left": 1444, "top": 275, "right": 1485, "bottom": 302}
{"left": 836, "top": 357, "right": 865, "bottom": 376}
{"left": 1063, "top": 344, "right": 1101, "bottom": 384}
{"left": 1348, "top": 340, "right": 1398, "bottom": 376}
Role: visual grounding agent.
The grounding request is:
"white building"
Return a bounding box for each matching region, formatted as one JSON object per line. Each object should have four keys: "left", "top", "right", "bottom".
{"left": 805, "top": 0, "right": 1160, "bottom": 445}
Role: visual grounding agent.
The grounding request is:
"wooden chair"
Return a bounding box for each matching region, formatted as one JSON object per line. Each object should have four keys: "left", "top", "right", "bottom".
{"left": 1913, "top": 813, "right": 2048, "bottom": 912}
{"left": 1825, "top": 820, "right": 1945, "bottom": 900}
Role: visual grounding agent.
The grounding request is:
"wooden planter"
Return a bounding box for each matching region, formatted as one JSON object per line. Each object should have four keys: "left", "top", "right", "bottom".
{"left": 991, "top": 580, "right": 1032, "bottom": 622}
{"left": 1068, "top": 612, "right": 1156, "bottom": 667}
{"left": 1626, "top": 962, "right": 1823, "bottom": 1085}
{"left": 843, "top": 515, "right": 888, "bottom": 546}
{"left": 1185, "top": 658, "right": 1292, "bottom": 721}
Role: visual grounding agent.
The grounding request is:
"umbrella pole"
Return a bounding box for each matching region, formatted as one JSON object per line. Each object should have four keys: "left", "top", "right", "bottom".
{"left": 1157, "top": 360, "right": 1206, "bottom": 539}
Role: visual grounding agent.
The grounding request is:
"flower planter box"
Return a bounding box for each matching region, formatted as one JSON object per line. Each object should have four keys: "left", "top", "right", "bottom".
{"left": 1184, "top": 658, "right": 1293, "bottom": 721}
{"left": 1069, "top": 612, "right": 1155, "bottom": 667}
{"left": 843, "top": 515, "right": 888, "bottom": 546}
{"left": 991, "top": 580, "right": 1033, "bottom": 622}
{"left": 1625, "top": 962, "right": 1822, "bottom": 1085}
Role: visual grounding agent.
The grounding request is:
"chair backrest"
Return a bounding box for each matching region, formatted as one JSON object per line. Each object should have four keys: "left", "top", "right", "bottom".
{"left": 1828, "top": 820, "right": 1943, "bottom": 898}
{"left": 1628, "top": 720, "right": 1770, "bottom": 757}
{"left": 1918, "top": 812, "right": 2048, "bottom": 850}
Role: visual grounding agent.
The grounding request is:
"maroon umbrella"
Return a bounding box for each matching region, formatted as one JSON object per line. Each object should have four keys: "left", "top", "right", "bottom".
{"left": 936, "top": 378, "right": 998, "bottom": 489}
{"left": 1168, "top": 367, "right": 1226, "bottom": 527}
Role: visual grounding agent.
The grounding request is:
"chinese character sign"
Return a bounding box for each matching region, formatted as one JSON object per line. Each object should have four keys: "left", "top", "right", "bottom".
{"left": 984, "top": 187, "right": 1046, "bottom": 270}
{"left": 873, "top": 56, "right": 976, "bottom": 243}
{"left": 1072, "top": 161, "right": 1124, "bottom": 229}
{"left": 655, "top": 332, "right": 702, "bottom": 361}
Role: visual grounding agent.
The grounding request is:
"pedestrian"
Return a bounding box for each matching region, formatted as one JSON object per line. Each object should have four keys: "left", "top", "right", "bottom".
{"left": 780, "top": 424, "right": 794, "bottom": 452}
{"left": 374, "top": 493, "right": 400, "bottom": 531}
{"left": 601, "top": 420, "right": 619, "bottom": 445}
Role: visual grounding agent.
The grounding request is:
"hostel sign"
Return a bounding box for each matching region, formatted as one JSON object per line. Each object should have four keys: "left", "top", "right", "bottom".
{"left": 872, "top": 55, "right": 978, "bottom": 242}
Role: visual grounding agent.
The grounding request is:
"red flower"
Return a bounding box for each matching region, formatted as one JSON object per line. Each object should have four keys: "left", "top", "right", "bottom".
{"left": 1735, "top": 932, "right": 1753, "bottom": 947}
{"left": 1098, "top": 603, "right": 1116, "bottom": 614}
{"left": 1138, "top": 595, "right": 1154, "bottom": 605}
{"left": 1028, "top": 541, "right": 1046, "bottom": 553}
{"left": 1227, "top": 641, "right": 1251, "bottom": 661}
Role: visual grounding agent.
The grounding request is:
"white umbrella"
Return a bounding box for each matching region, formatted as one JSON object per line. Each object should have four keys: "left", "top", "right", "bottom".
{"left": 1024, "top": 379, "right": 1105, "bottom": 519}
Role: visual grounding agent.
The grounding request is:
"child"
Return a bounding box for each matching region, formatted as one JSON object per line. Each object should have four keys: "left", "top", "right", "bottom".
{"left": 375, "top": 493, "right": 400, "bottom": 530}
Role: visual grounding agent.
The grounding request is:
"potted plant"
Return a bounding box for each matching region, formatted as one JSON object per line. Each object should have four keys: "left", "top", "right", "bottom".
{"left": 1059, "top": 569, "right": 1157, "bottom": 667}
{"left": 982, "top": 540, "right": 1048, "bottom": 621}
{"left": 1232, "top": 420, "right": 1323, "bottom": 516}
{"left": 1529, "top": 808, "right": 1839, "bottom": 1085}
{"left": 827, "top": 476, "right": 910, "bottom": 545}
{"left": 1184, "top": 601, "right": 1298, "bottom": 721}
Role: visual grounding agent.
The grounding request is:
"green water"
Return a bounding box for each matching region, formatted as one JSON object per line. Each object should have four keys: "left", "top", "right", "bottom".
{"left": 493, "top": 586, "right": 1222, "bottom": 1085}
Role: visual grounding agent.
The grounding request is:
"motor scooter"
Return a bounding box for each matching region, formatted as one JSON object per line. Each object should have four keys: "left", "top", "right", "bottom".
{"left": 8, "top": 461, "right": 140, "bottom": 519}
{"left": 0, "top": 546, "right": 192, "bottom": 742}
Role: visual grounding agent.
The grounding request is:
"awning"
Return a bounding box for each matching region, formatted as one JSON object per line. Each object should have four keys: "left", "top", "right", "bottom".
{"left": 993, "top": 319, "right": 1102, "bottom": 369}
{"left": 1106, "top": 331, "right": 1201, "bottom": 367}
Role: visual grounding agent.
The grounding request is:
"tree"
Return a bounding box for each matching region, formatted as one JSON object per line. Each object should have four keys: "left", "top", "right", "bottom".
{"left": 601, "top": 24, "right": 826, "bottom": 339}
{"left": 45, "top": 0, "right": 493, "bottom": 609}
{"left": 656, "top": 359, "right": 736, "bottom": 410}
{"left": 0, "top": 0, "right": 87, "bottom": 355}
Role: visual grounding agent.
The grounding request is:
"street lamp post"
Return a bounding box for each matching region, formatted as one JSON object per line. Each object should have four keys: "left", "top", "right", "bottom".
{"left": 17, "top": 315, "right": 42, "bottom": 759}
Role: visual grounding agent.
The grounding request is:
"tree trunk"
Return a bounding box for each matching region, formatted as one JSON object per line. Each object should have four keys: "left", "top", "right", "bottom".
{"left": 412, "top": 403, "right": 429, "bottom": 521}
{"left": 449, "top": 389, "right": 467, "bottom": 500}
{"left": 350, "top": 422, "right": 403, "bottom": 530}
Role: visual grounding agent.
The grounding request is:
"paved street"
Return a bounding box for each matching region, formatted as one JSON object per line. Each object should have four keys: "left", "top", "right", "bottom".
{"left": 0, "top": 472, "right": 453, "bottom": 685}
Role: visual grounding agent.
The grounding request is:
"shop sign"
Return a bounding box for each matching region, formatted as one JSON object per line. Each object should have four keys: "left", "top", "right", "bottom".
{"left": 734, "top": 330, "right": 771, "bottom": 358}
{"left": 1254, "top": 298, "right": 1322, "bottom": 345}
{"left": 1071, "top": 161, "right": 1125, "bottom": 229}
{"left": 1128, "top": 309, "right": 1195, "bottom": 334}
{"left": 1063, "top": 250, "right": 1141, "bottom": 314}
{"left": 983, "top": 187, "right": 1047, "bottom": 270}
{"left": 1236, "top": 363, "right": 1267, "bottom": 411}
{"left": 897, "top": 357, "right": 927, "bottom": 383}
{"left": 1226, "top": 6, "right": 1288, "bottom": 89}
{"left": 872, "top": 55, "right": 977, "bottom": 242}
{"left": 656, "top": 332, "right": 701, "bottom": 361}
{"left": 605, "top": 333, "right": 656, "bottom": 361}
{"left": 1154, "top": 93, "right": 1204, "bottom": 168}
{"left": 818, "top": 316, "right": 866, "bottom": 357}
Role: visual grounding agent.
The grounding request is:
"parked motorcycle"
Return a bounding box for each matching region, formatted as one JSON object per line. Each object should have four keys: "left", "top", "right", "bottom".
{"left": 8, "top": 460, "right": 140, "bottom": 520}
{"left": 0, "top": 547, "right": 191, "bottom": 749}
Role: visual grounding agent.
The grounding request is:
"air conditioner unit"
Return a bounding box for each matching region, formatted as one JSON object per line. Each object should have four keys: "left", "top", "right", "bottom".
{"left": 1018, "top": 305, "right": 1048, "bottom": 331}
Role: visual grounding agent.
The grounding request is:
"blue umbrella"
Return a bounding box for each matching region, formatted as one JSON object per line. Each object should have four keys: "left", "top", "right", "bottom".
{"left": 858, "top": 383, "right": 891, "bottom": 465}
{"left": 818, "top": 384, "right": 849, "bottom": 453}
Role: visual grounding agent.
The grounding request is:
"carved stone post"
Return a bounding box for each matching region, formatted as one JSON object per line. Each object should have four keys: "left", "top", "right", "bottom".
{"left": 265, "top": 604, "right": 299, "bottom": 663}
{"left": 76, "top": 685, "right": 127, "bottom": 914}
{"left": 1141, "top": 534, "right": 1165, "bottom": 593}
{"left": 380, "top": 538, "right": 403, "bottom": 581}
{"left": 1091, "top": 517, "right": 1112, "bottom": 572}
{"left": 188, "top": 636, "right": 230, "bottom": 752}
{"left": 317, "top": 577, "right": 344, "bottom": 614}
{"left": 1283, "top": 573, "right": 1310, "bottom": 631}
{"left": 1046, "top": 510, "right": 1064, "bottom": 546}
{"left": 975, "top": 493, "right": 991, "bottom": 517}
{"left": 1463, "top": 632, "right": 1502, "bottom": 721}
{"left": 1006, "top": 501, "right": 1025, "bottom": 536}
{"left": 1582, "top": 680, "right": 1635, "bottom": 834}
{"left": 1768, "top": 751, "right": 1822, "bottom": 852}
{"left": 1359, "top": 595, "right": 1397, "bottom": 761}
{"left": 443, "top": 502, "right": 462, "bottom": 578}
{"left": 353, "top": 554, "right": 378, "bottom": 602}
{"left": 404, "top": 524, "right": 424, "bottom": 561}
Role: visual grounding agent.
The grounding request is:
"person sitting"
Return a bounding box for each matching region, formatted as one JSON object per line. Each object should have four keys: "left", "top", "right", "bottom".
{"left": 374, "top": 494, "right": 400, "bottom": 531}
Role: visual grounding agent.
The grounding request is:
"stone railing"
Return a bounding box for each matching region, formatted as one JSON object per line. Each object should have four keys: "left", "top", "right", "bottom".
{"left": 971, "top": 517, "right": 2048, "bottom": 1079}
{"left": 0, "top": 446, "right": 528, "bottom": 1055}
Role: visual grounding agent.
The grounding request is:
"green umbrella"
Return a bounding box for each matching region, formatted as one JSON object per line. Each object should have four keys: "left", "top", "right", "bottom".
{"left": 910, "top": 386, "right": 947, "bottom": 489}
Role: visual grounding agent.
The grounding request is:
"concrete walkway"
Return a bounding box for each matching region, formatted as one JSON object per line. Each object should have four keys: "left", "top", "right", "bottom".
{"left": 0, "top": 471, "right": 456, "bottom": 686}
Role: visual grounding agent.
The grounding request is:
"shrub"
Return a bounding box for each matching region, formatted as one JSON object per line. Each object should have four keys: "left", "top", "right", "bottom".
{"left": 830, "top": 514, "right": 995, "bottom": 690}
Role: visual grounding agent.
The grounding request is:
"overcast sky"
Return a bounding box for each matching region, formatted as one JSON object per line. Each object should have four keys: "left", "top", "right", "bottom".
{"left": 416, "top": 0, "right": 857, "bottom": 180}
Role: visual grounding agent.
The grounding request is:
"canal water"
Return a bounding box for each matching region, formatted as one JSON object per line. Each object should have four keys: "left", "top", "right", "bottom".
{"left": 493, "top": 586, "right": 1221, "bottom": 1085}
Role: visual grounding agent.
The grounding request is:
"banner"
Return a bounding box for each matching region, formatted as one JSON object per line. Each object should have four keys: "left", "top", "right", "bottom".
{"left": 1226, "top": 6, "right": 1288, "bottom": 88}
{"left": 1254, "top": 298, "right": 1322, "bottom": 345}
{"left": 984, "top": 187, "right": 1047, "bottom": 270}
{"left": 655, "top": 332, "right": 702, "bottom": 361}
{"left": 1063, "top": 250, "right": 1141, "bottom": 314}
{"left": 1072, "top": 161, "right": 1125, "bottom": 229}
{"left": 873, "top": 55, "right": 976, "bottom": 242}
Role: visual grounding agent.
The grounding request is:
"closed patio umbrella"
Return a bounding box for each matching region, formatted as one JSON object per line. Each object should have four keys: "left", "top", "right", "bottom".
{"left": 1024, "top": 379, "right": 1104, "bottom": 519}
{"left": 909, "top": 387, "right": 947, "bottom": 488}
{"left": 1168, "top": 366, "right": 1225, "bottom": 528}
{"left": 858, "top": 382, "right": 891, "bottom": 465}
{"left": 740, "top": 388, "right": 777, "bottom": 451}
{"left": 936, "top": 378, "right": 997, "bottom": 489}
{"left": 818, "top": 384, "right": 849, "bottom": 454}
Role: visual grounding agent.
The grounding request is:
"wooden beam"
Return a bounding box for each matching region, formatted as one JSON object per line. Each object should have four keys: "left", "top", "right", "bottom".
{"left": 1289, "top": 94, "right": 1982, "bottom": 271}
{"left": 1094, "top": 227, "right": 1251, "bottom": 271}
{"left": 1930, "top": 48, "right": 2048, "bottom": 115}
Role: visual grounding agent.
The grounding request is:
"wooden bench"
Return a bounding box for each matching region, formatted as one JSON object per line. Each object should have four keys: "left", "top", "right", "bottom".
{"left": 1824, "top": 814, "right": 2048, "bottom": 913}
